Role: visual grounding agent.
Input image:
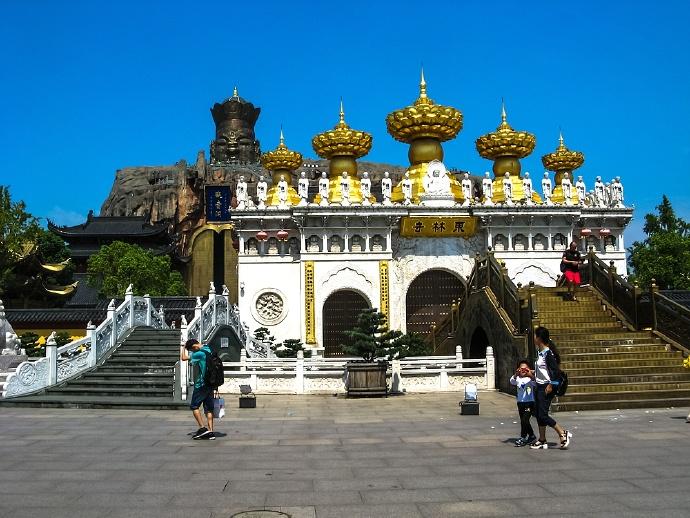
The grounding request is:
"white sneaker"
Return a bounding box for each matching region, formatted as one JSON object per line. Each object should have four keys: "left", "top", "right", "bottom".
{"left": 560, "top": 431, "right": 572, "bottom": 449}
{"left": 530, "top": 439, "right": 548, "bottom": 450}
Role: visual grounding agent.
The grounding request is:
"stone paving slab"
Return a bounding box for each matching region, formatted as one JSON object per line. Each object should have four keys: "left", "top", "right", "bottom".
{"left": 0, "top": 392, "right": 689, "bottom": 517}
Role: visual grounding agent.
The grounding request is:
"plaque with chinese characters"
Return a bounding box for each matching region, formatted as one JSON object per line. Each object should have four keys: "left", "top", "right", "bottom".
{"left": 400, "top": 217, "right": 478, "bottom": 238}
{"left": 205, "top": 186, "right": 231, "bottom": 222}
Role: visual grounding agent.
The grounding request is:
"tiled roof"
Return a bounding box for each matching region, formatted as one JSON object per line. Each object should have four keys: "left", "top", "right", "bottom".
{"left": 48, "top": 216, "right": 168, "bottom": 237}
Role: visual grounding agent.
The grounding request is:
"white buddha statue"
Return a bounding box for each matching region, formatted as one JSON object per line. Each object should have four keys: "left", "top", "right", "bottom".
{"left": 561, "top": 172, "right": 573, "bottom": 206}
{"left": 402, "top": 172, "right": 413, "bottom": 205}
{"left": 307, "top": 235, "right": 320, "bottom": 252}
{"left": 542, "top": 172, "right": 553, "bottom": 206}
{"left": 575, "top": 175, "right": 587, "bottom": 206}
{"left": 611, "top": 176, "right": 624, "bottom": 207}
{"left": 297, "top": 171, "right": 309, "bottom": 206}
{"left": 318, "top": 172, "right": 329, "bottom": 206}
{"left": 422, "top": 159, "right": 451, "bottom": 195}
{"left": 360, "top": 171, "right": 372, "bottom": 206}
{"left": 277, "top": 175, "right": 289, "bottom": 208}
{"left": 523, "top": 172, "right": 533, "bottom": 205}
{"left": 381, "top": 171, "right": 392, "bottom": 206}
{"left": 256, "top": 175, "right": 268, "bottom": 210}
{"left": 605, "top": 181, "right": 613, "bottom": 206}
{"left": 503, "top": 172, "right": 513, "bottom": 205}
{"left": 594, "top": 176, "right": 606, "bottom": 207}
{"left": 461, "top": 172, "right": 472, "bottom": 206}
{"left": 482, "top": 171, "right": 493, "bottom": 206}
{"left": 340, "top": 172, "right": 351, "bottom": 206}
{"left": 235, "top": 175, "right": 248, "bottom": 210}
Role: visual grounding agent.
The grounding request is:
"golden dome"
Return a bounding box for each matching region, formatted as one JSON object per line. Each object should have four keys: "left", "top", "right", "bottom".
{"left": 386, "top": 70, "right": 463, "bottom": 143}
{"left": 541, "top": 133, "right": 585, "bottom": 173}
{"left": 261, "top": 128, "right": 303, "bottom": 172}
{"left": 475, "top": 104, "right": 536, "bottom": 160}
{"left": 312, "top": 101, "right": 372, "bottom": 159}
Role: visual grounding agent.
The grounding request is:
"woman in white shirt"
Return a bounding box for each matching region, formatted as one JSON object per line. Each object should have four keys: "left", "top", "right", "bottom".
{"left": 529, "top": 326, "right": 572, "bottom": 450}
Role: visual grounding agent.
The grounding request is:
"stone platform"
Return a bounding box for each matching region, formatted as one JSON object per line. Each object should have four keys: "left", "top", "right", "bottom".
{"left": 0, "top": 392, "right": 689, "bottom": 517}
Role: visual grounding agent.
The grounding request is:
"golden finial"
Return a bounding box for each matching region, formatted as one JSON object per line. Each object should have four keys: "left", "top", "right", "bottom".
{"left": 419, "top": 67, "right": 427, "bottom": 100}
{"left": 501, "top": 99, "right": 507, "bottom": 123}
{"left": 558, "top": 131, "right": 566, "bottom": 150}
{"left": 339, "top": 98, "right": 345, "bottom": 124}
{"left": 233, "top": 85, "right": 238, "bottom": 97}
{"left": 279, "top": 126, "right": 285, "bottom": 148}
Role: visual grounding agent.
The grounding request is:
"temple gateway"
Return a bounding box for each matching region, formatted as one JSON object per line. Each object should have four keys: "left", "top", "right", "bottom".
{"left": 53, "top": 75, "right": 632, "bottom": 357}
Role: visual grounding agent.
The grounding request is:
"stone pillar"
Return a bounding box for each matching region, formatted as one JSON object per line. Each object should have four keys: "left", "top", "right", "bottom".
{"left": 295, "top": 350, "right": 304, "bottom": 394}
{"left": 86, "top": 322, "right": 97, "bottom": 368}
{"left": 240, "top": 348, "right": 247, "bottom": 371}
{"left": 391, "top": 358, "right": 402, "bottom": 393}
{"left": 46, "top": 334, "right": 58, "bottom": 386}
{"left": 455, "top": 345, "right": 463, "bottom": 362}
{"left": 144, "top": 294, "right": 152, "bottom": 327}
{"left": 485, "top": 345, "right": 496, "bottom": 390}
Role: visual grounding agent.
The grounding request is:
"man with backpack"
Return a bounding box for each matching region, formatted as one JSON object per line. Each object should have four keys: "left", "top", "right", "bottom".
{"left": 180, "top": 338, "right": 223, "bottom": 440}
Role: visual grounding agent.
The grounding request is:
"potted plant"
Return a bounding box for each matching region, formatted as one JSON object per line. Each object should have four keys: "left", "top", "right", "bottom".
{"left": 342, "top": 308, "right": 428, "bottom": 397}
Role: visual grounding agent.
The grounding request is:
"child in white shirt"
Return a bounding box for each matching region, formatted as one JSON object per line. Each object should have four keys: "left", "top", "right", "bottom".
{"left": 510, "top": 359, "right": 536, "bottom": 446}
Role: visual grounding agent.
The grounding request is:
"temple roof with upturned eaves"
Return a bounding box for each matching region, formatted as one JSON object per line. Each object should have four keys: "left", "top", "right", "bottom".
{"left": 48, "top": 216, "right": 168, "bottom": 239}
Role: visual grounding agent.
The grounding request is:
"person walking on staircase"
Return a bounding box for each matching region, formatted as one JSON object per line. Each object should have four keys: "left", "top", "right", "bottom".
{"left": 530, "top": 326, "right": 572, "bottom": 450}
{"left": 561, "top": 241, "right": 583, "bottom": 301}
{"left": 180, "top": 339, "right": 215, "bottom": 440}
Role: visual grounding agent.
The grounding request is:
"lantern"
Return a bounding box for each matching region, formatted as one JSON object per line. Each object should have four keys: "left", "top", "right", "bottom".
{"left": 599, "top": 228, "right": 611, "bottom": 236}
{"left": 580, "top": 228, "right": 592, "bottom": 237}
{"left": 277, "top": 229, "right": 289, "bottom": 242}
{"left": 256, "top": 230, "right": 268, "bottom": 241}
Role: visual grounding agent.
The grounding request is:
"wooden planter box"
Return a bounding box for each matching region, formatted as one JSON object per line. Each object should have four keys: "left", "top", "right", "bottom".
{"left": 346, "top": 361, "right": 388, "bottom": 397}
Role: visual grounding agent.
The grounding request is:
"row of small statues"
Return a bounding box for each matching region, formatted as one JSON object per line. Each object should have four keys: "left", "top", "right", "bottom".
{"left": 232, "top": 170, "right": 624, "bottom": 209}
{"left": 480, "top": 172, "right": 624, "bottom": 208}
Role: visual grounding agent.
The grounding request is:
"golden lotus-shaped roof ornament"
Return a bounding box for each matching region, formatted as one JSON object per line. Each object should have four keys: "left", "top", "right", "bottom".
{"left": 312, "top": 100, "right": 372, "bottom": 159}
{"left": 541, "top": 133, "right": 585, "bottom": 172}
{"left": 475, "top": 104, "right": 536, "bottom": 160}
{"left": 386, "top": 70, "right": 463, "bottom": 143}
{"left": 261, "top": 128, "right": 303, "bottom": 171}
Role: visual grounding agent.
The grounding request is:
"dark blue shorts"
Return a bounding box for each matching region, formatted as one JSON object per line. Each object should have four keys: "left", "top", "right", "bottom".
{"left": 190, "top": 385, "right": 214, "bottom": 413}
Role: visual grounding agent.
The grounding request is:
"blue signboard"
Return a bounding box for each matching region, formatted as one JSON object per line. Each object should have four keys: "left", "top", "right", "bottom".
{"left": 205, "top": 186, "right": 232, "bottom": 222}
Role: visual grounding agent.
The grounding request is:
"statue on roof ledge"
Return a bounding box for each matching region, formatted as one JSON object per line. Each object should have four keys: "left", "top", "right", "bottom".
{"left": 482, "top": 172, "right": 493, "bottom": 206}
{"left": 298, "top": 172, "right": 309, "bottom": 207}
{"left": 319, "top": 172, "right": 330, "bottom": 207}
{"left": 542, "top": 172, "right": 553, "bottom": 206}
{"left": 461, "top": 173, "right": 472, "bottom": 207}
{"left": 523, "top": 172, "right": 534, "bottom": 206}
{"left": 360, "top": 172, "right": 372, "bottom": 206}
{"left": 594, "top": 176, "right": 606, "bottom": 207}
{"left": 381, "top": 172, "right": 392, "bottom": 206}
{"left": 422, "top": 160, "right": 451, "bottom": 195}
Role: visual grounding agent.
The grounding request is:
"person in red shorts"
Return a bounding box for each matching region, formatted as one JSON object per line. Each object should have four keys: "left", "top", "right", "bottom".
{"left": 561, "top": 241, "right": 583, "bottom": 301}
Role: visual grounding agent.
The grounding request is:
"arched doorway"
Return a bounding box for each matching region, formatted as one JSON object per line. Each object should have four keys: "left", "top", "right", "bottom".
{"left": 405, "top": 269, "right": 465, "bottom": 338}
{"left": 469, "top": 326, "right": 489, "bottom": 359}
{"left": 322, "top": 290, "right": 370, "bottom": 357}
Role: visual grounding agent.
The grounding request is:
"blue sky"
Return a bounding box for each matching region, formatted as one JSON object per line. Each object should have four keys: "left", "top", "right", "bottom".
{"left": 1, "top": 1, "right": 689, "bottom": 244}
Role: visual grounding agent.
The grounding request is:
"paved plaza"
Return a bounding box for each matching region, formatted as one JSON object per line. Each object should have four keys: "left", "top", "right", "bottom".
{"left": 0, "top": 392, "right": 689, "bottom": 518}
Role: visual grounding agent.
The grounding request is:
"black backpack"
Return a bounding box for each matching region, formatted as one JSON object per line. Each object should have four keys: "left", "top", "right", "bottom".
{"left": 203, "top": 350, "right": 225, "bottom": 389}
{"left": 555, "top": 370, "right": 569, "bottom": 397}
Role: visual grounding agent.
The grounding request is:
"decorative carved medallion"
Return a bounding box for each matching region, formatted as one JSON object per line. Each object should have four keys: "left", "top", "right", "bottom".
{"left": 256, "top": 292, "right": 284, "bottom": 321}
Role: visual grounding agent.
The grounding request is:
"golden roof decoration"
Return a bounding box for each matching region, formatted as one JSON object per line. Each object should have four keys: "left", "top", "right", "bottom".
{"left": 261, "top": 128, "right": 303, "bottom": 172}
{"left": 475, "top": 103, "right": 536, "bottom": 159}
{"left": 386, "top": 69, "right": 463, "bottom": 143}
{"left": 541, "top": 132, "right": 585, "bottom": 172}
{"left": 312, "top": 100, "right": 372, "bottom": 159}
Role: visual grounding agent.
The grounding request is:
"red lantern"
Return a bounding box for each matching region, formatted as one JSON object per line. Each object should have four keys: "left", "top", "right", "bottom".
{"left": 580, "top": 228, "right": 592, "bottom": 237}
{"left": 599, "top": 228, "right": 611, "bottom": 236}
{"left": 277, "top": 229, "right": 289, "bottom": 242}
{"left": 256, "top": 230, "right": 268, "bottom": 241}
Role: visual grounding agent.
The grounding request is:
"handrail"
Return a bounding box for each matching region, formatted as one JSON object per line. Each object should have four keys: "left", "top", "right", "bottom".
{"left": 2, "top": 287, "right": 168, "bottom": 398}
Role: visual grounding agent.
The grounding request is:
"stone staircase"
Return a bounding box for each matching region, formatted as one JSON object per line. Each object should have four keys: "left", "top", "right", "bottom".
{"left": 535, "top": 287, "right": 690, "bottom": 411}
{"left": 0, "top": 328, "right": 186, "bottom": 409}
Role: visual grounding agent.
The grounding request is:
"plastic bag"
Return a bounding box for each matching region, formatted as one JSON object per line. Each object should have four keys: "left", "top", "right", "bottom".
{"left": 213, "top": 397, "right": 225, "bottom": 419}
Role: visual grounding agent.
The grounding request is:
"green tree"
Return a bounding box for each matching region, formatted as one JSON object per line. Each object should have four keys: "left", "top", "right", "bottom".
{"left": 341, "top": 308, "right": 429, "bottom": 361}
{"left": 274, "top": 338, "right": 305, "bottom": 358}
{"left": 628, "top": 196, "right": 690, "bottom": 289}
{"left": 87, "top": 241, "right": 186, "bottom": 297}
{"left": 0, "top": 186, "right": 40, "bottom": 295}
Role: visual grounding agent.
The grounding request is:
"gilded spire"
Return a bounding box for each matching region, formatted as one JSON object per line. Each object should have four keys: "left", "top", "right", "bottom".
{"left": 542, "top": 132, "right": 584, "bottom": 173}
{"left": 261, "top": 127, "right": 303, "bottom": 172}
{"left": 558, "top": 131, "right": 565, "bottom": 149}
{"left": 279, "top": 125, "right": 285, "bottom": 148}
{"left": 338, "top": 98, "right": 346, "bottom": 127}
{"left": 419, "top": 67, "right": 427, "bottom": 100}
{"left": 475, "top": 102, "right": 535, "bottom": 161}
{"left": 312, "top": 101, "right": 372, "bottom": 159}
{"left": 233, "top": 85, "right": 239, "bottom": 97}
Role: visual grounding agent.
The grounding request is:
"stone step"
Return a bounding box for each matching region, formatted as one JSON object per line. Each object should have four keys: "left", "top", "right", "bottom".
{"left": 568, "top": 372, "right": 690, "bottom": 385}
{"left": 560, "top": 351, "right": 683, "bottom": 362}
{"left": 82, "top": 371, "right": 173, "bottom": 380}
{"left": 70, "top": 378, "right": 173, "bottom": 388}
{"left": 0, "top": 394, "right": 186, "bottom": 410}
{"left": 562, "top": 365, "right": 688, "bottom": 377}
{"left": 557, "top": 337, "right": 661, "bottom": 347}
{"left": 557, "top": 388, "right": 690, "bottom": 403}
{"left": 97, "top": 364, "right": 175, "bottom": 374}
{"left": 561, "top": 357, "right": 682, "bottom": 369}
{"left": 49, "top": 386, "right": 173, "bottom": 398}
{"left": 567, "top": 380, "right": 690, "bottom": 394}
{"left": 558, "top": 343, "right": 667, "bottom": 354}
{"left": 112, "top": 351, "right": 179, "bottom": 358}
{"left": 537, "top": 315, "right": 616, "bottom": 324}
{"left": 102, "top": 356, "right": 178, "bottom": 364}
{"left": 553, "top": 397, "right": 690, "bottom": 412}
